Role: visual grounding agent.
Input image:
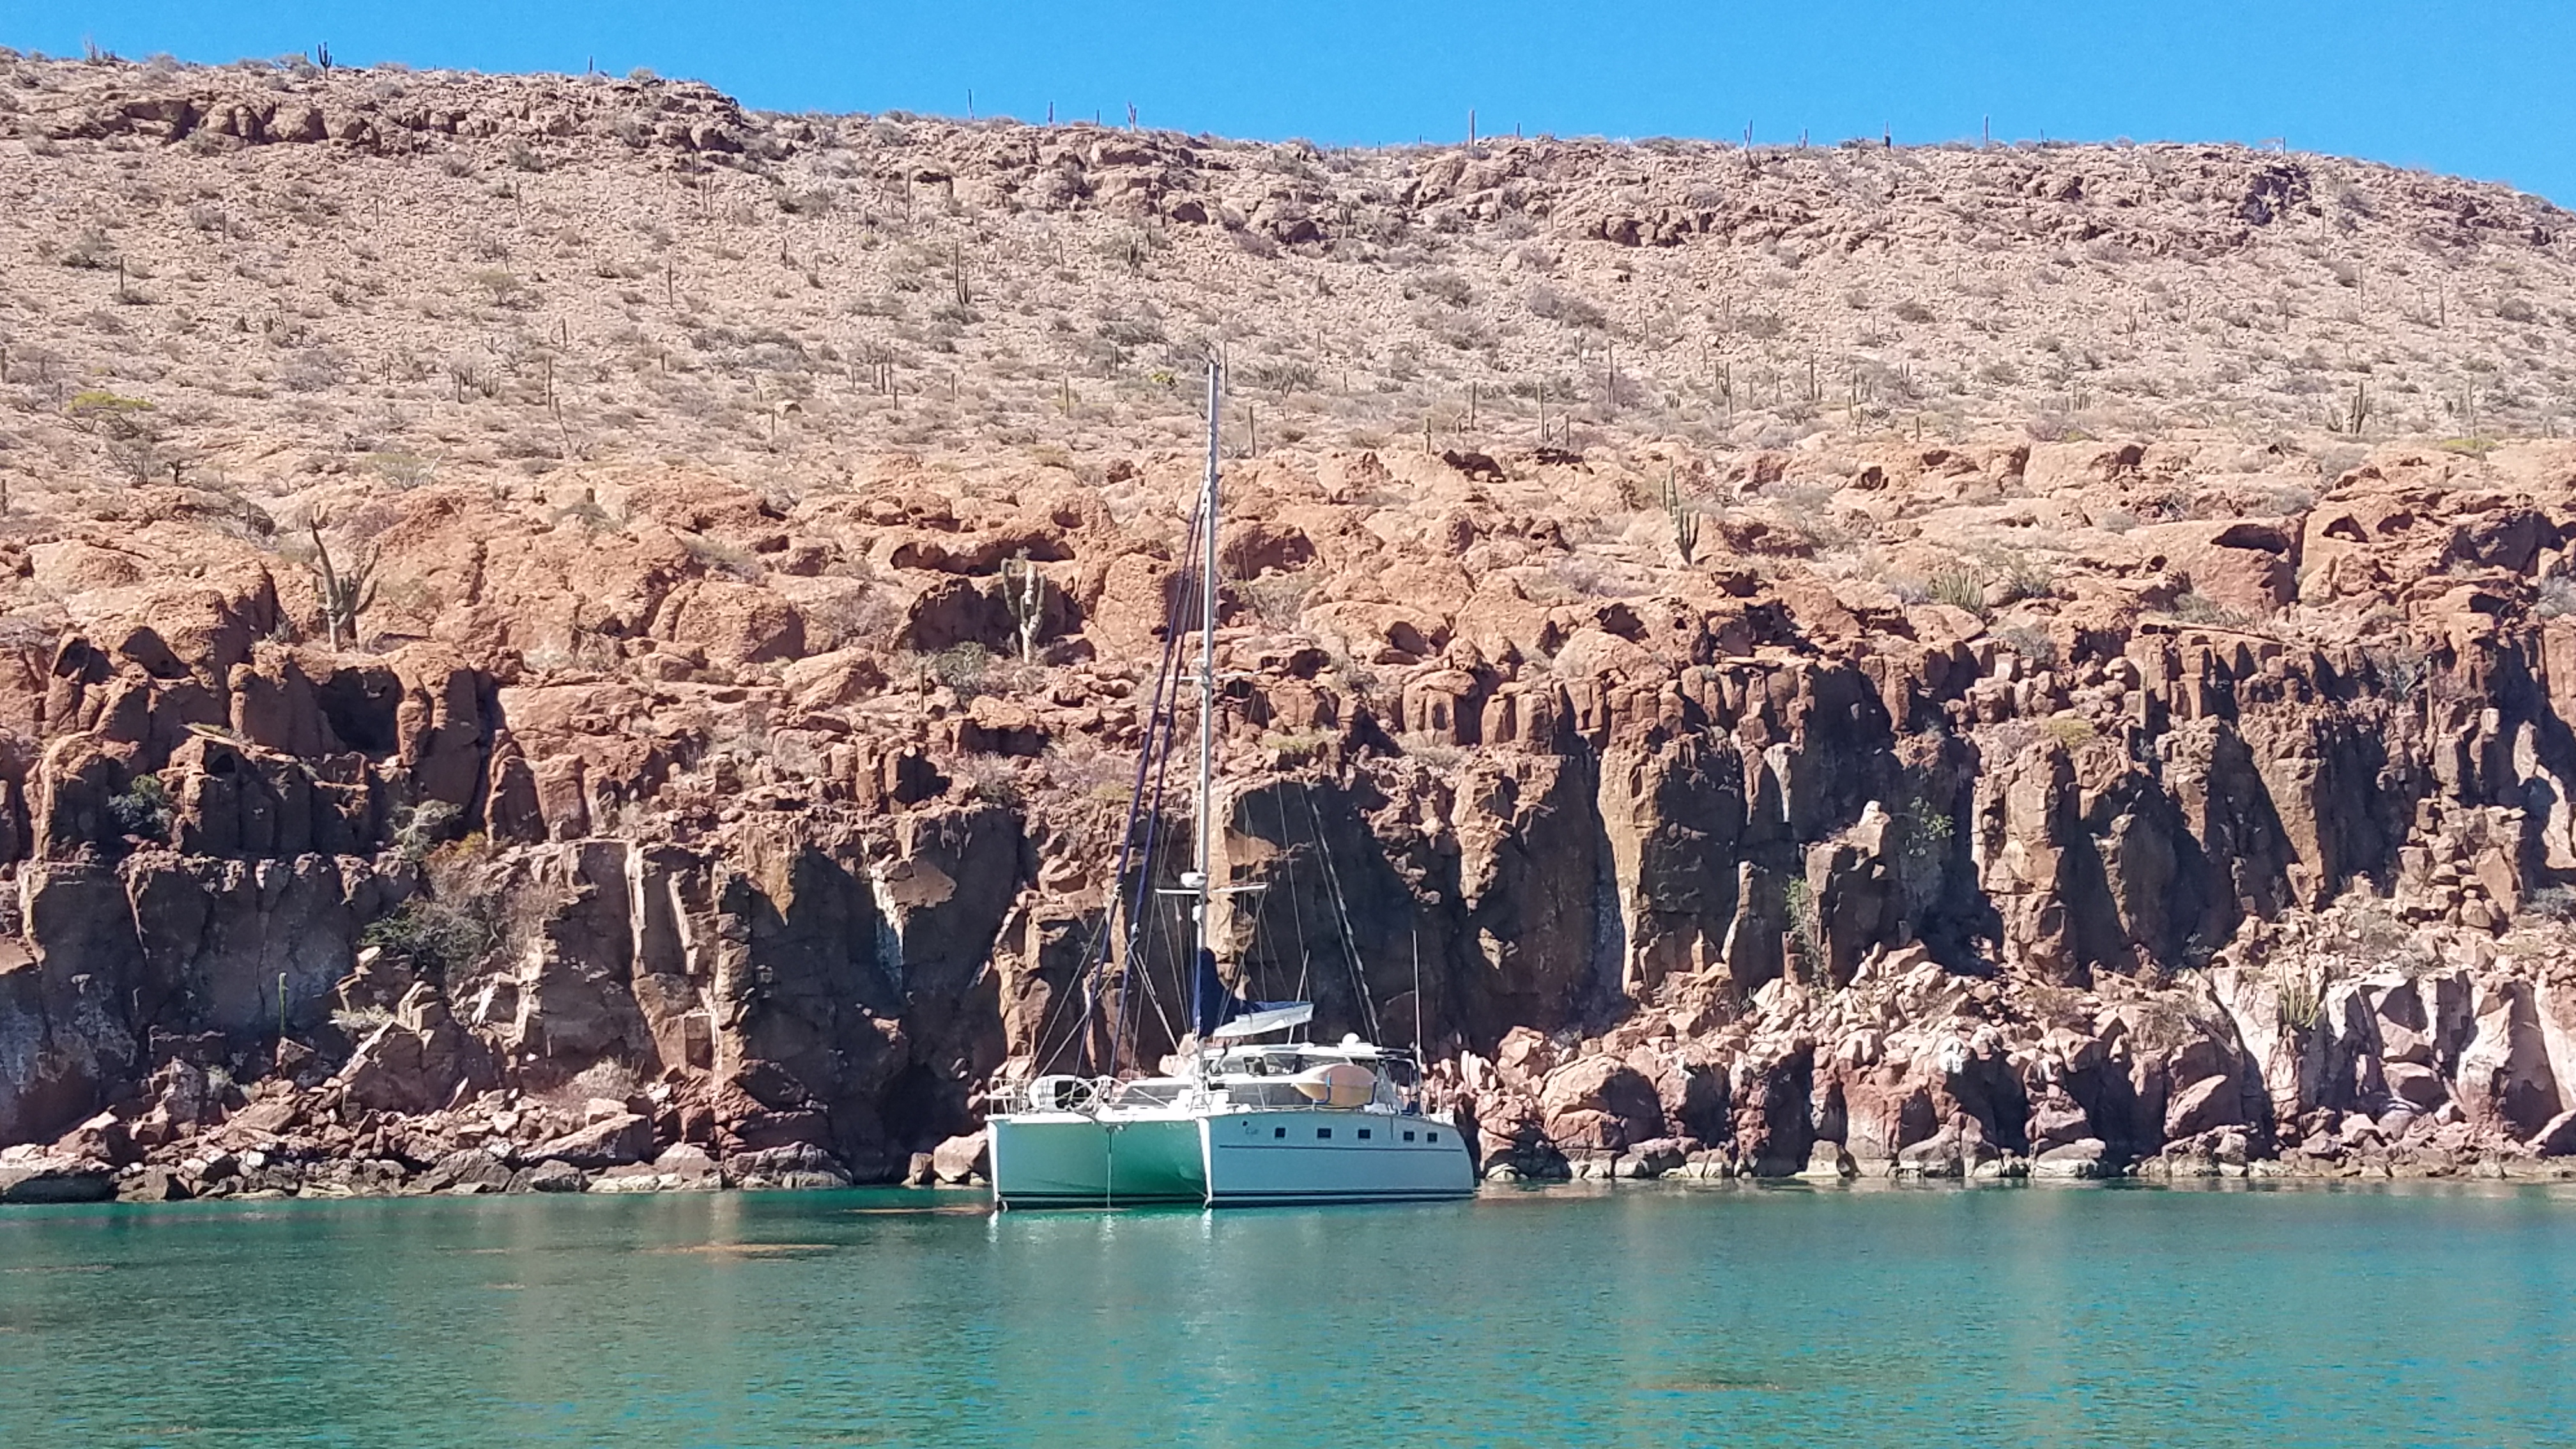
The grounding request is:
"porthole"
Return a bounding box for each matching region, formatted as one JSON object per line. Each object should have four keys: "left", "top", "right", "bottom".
{"left": 1317, "top": 1128, "right": 1332, "bottom": 1140}
{"left": 1404, "top": 1131, "right": 1416, "bottom": 1142}
{"left": 1429, "top": 1131, "right": 1441, "bottom": 1143}
{"left": 1358, "top": 1129, "right": 1372, "bottom": 1140}
{"left": 1273, "top": 1126, "right": 1286, "bottom": 1139}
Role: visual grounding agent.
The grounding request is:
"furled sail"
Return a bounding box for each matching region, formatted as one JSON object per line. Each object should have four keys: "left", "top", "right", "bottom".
{"left": 1192, "top": 947, "right": 1306, "bottom": 1038}
{"left": 1208, "top": 1002, "right": 1317, "bottom": 1041}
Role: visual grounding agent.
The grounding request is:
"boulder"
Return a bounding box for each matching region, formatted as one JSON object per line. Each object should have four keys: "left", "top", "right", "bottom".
{"left": 2163, "top": 1073, "right": 2244, "bottom": 1139}
{"left": 524, "top": 1112, "right": 656, "bottom": 1169}
{"left": 2032, "top": 1138, "right": 2111, "bottom": 1179}
{"left": 0, "top": 1156, "right": 116, "bottom": 1204}
{"left": 419, "top": 1148, "right": 514, "bottom": 1194}
{"left": 118, "top": 1165, "right": 190, "bottom": 1202}
{"left": 724, "top": 1142, "right": 852, "bottom": 1192}
{"left": 1537, "top": 1058, "right": 1666, "bottom": 1151}
{"left": 1627, "top": 1137, "right": 1690, "bottom": 1177}
{"left": 930, "top": 1130, "right": 989, "bottom": 1184}
{"left": 1895, "top": 1128, "right": 1966, "bottom": 1179}
{"left": 1797, "top": 1140, "right": 1857, "bottom": 1180}
{"left": 334, "top": 991, "right": 499, "bottom": 1116}
{"left": 1491, "top": 1027, "right": 1559, "bottom": 1091}
{"left": 587, "top": 1163, "right": 667, "bottom": 1194}
{"left": 50, "top": 1111, "right": 138, "bottom": 1167}
{"left": 659, "top": 580, "right": 805, "bottom": 665}
{"left": 2455, "top": 976, "right": 2562, "bottom": 1137}
{"left": 2027, "top": 1096, "right": 2094, "bottom": 1153}
{"left": 1894, "top": 1118, "right": 1998, "bottom": 1179}
{"left": 652, "top": 1142, "right": 721, "bottom": 1189}
{"left": 514, "top": 1159, "right": 588, "bottom": 1193}
{"left": 2126, "top": 519, "right": 2298, "bottom": 615}
{"left": 2382, "top": 1061, "right": 2450, "bottom": 1113}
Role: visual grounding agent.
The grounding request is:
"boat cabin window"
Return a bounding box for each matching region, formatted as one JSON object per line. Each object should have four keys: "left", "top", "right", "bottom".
{"left": 1225, "top": 1048, "right": 1396, "bottom": 1077}
{"left": 1358, "top": 1129, "right": 1372, "bottom": 1140}
{"left": 1429, "top": 1131, "right": 1440, "bottom": 1143}
{"left": 1273, "top": 1127, "right": 1286, "bottom": 1138}
{"left": 1232, "top": 1052, "right": 1307, "bottom": 1076}
{"left": 1404, "top": 1131, "right": 1416, "bottom": 1142}
{"left": 1316, "top": 1128, "right": 1331, "bottom": 1140}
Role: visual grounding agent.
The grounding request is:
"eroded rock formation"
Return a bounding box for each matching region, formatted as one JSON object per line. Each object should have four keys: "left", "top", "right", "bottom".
{"left": 6, "top": 58, "right": 2576, "bottom": 1199}
{"left": 6, "top": 433, "right": 2576, "bottom": 1200}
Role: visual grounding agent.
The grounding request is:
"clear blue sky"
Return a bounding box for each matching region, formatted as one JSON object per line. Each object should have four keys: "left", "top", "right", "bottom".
{"left": 15, "top": 2, "right": 2574, "bottom": 204}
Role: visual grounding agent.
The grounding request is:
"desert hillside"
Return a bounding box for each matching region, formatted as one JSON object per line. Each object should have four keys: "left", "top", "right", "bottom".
{"left": 3, "top": 51, "right": 2572, "bottom": 500}
{"left": 7, "top": 51, "right": 2576, "bottom": 1203}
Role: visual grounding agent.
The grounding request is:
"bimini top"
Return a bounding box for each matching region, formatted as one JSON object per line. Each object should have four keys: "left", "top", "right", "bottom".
{"left": 1208, "top": 1002, "right": 1315, "bottom": 1040}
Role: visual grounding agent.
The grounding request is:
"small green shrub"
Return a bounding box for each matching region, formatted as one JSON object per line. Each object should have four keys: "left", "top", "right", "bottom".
{"left": 682, "top": 533, "right": 763, "bottom": 579}
{"left": 1408, "top": 271, "right": 1475, "bottom": 307}
{"left": 1929, "top": 570, "right": 1988, "bottom": 615}
{"left": 65, "top": 389, "right": 155, "bottom": 424}
{"left": 1241, "top": 572, "right": 1315, "bottom": 630}
{"left": 2520, "top": 884, "right": 2576, "bottom": 926}
{"left": 2022, "top": 982, "right": 2087, "bottom": 1027}
{"left": 367, "top": 452, "right": 438, "bottom": 489}
{"left": 1993, "top": 623, "right": 2057, "bottom": 669}
{"left": 1991, "top": 551, "right": 2057, "bottom": 603}
{"left": 1261, "top": 729, "right": 1335, "bottom": 765}
{"left": 2041, "top": 715, "right": 2099, "bottom": 748}
{"left": 932, "top": 643, "right": 992, "bottom": 694}
{"left": 1782, "top": 878, "right": 1823, "bottom": 979}
{"left": 2130, "top": 996, "right": 2199, "bottom": 1053}
{"left": 2168, "top": 590, "right": 2250, "bottom": 627}
{"left": 390, "top": 801, "right": 461, "bottom": 863}
{"left": 956, "top": 754, "right": 1023, "bottom": 808}
{"left": 109, "top": 772, "right": 175, "bottom": 841}
{"left": 360, "top": 900, "right": 496, "bottom": 981}
{"left": 60, "top": 227, "right": 115, "bottom": 270}
{"left": 468, "top": 268, "right": 525, "bottom": 306}
{"left": 1526, "top": 284, "right": 1607, "bottom": 330}
{"left": 2276, "top": 976, "right": 2323, "bottom": 1033}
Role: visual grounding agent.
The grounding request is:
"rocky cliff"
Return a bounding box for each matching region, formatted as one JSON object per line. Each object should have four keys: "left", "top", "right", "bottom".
{"left": 6, "top": 53, "right": 2576, "bottom": 1201}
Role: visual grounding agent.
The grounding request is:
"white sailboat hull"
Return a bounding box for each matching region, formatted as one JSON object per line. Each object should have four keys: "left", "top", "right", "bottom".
{"left": 1199, "top": 1109, "right": 1476, "bottom": 1206}
{"left": 990, "top": 1106, "right": 1475, "bottom": 1208}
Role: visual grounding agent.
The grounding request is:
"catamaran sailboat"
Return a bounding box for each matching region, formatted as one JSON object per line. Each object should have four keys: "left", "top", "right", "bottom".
{"left": 990, "top": 1012, "right": 1475, "bottom": 1207}
{"left": 985, "top": 364, "right": 1476, "bottom": 1209}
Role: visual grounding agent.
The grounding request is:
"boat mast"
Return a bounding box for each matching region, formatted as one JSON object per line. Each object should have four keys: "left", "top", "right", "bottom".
{"left": 1193, "top": 358, "right": 1221, "bottom": 974}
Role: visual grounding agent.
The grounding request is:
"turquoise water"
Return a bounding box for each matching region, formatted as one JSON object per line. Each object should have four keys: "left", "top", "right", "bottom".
{"left": 6, "top": 1182, "right": 2575, "bottom": 1446}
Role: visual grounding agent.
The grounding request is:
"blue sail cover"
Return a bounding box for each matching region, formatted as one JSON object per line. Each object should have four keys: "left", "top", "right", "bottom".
{"left": 1190, "top": 948, "right": 1301, "bottom": 1038}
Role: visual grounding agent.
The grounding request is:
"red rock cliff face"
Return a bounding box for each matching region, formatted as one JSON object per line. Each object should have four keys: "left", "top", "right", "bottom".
{"left": 10, "top": 436, "right": 2576, "bottom": 1198}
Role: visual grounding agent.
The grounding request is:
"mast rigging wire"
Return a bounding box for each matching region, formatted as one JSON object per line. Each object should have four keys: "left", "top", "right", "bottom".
{"left": 1028, "top": 489, "right": 1204, "bottom": 1077}
{"left": 1300, "top": 780, "right": 1383, "bottom": 1044}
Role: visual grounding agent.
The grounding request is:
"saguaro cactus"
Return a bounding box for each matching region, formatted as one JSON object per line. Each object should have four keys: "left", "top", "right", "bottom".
{"left": 1664, "top": 470, "right": 1700, "bottom": 564}
{"left": 308, "top": 515, "right": 380, "bottom": 649}
{"left": 1004, "top": 553, "right": 1043, "bottom": 660}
